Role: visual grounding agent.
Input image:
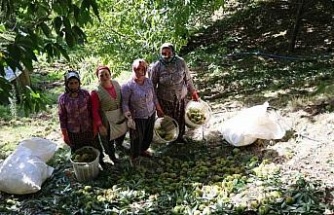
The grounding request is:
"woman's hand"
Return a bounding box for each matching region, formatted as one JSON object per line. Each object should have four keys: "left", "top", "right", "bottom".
{"left": 98, "top": 125, "right": 108, "bottom": 136}
{"left": 192, "top": 91, "right": 200, "bottom": 101}
{"left": 124, "top": 111, "right": 136, "bottom": 130}
{"left": 157, "top": 109, "right": 164, "bottom": 118}
{"left": 63, "top": 134, "right": 71, "bottom": 145}
{"left": 156, "top": 104, "right": 164, "bottom": 118}
{"left": 61, "top": 129, "right": 72, "bottom": 147}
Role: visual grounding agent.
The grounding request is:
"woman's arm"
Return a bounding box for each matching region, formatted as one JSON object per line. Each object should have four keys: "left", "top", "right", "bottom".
{"left": 182, "top": 59, "right": 199, "bottom": 101}
{"left": 121, "top": 83, "right": 131, "bottom": 114}
{"left": 58, "top": 95, "right": 71, "bottom": 145}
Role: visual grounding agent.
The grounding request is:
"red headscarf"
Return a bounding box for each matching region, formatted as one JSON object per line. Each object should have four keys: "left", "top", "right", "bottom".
{"left": 95, "top": 65, "right": 111, "bottom": 77}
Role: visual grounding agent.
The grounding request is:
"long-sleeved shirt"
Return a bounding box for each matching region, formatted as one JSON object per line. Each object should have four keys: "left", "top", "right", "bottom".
{"left": 149, "top": 56, "right": 196, "bottom": 102}
{"left": 58, "top": 89, "right": 92, "bottom": 133}
{"left": 121, "top": 78, "right": 158, "bottom": 119}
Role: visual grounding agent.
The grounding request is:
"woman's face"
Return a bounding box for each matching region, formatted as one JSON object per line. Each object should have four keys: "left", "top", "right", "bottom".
{"left": 161, "top": 47, "right": 173, "bottom": 61}
{"left": 134, "top": 64, "right": 146, "bottom": 80}
{"left": 132, "top": 59, "right": 148, "bottom": 82}
{"left": 67, "top": 78, "right": 80, "bottom": 92}
{"left": 98, "top": 69, "right": 111, "bottom": 83}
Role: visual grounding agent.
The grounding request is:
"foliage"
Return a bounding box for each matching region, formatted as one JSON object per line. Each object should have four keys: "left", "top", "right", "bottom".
{"left": 0, "top": 77, "right": 12, "bottom": 104}
{"left": 19, "top": 86, "right": 51, "bottom": 116}
{"left": 81, "top": 0, "right": 224, "bottom": 75}
{"left": 0, "top": 105, "right": 11, "bottom": 121}
{"left": 0, "top": 0, "right": 100, "bottom": 99}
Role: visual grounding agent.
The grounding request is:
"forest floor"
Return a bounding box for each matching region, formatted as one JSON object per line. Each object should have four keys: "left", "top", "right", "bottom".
{"left": 183, "top": 0, "right": 334, "bottom": 210}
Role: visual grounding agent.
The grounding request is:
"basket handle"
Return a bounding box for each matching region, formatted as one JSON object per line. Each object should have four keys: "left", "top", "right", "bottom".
{"left": 172, "top": 119, "right": 178, "bottom": 128}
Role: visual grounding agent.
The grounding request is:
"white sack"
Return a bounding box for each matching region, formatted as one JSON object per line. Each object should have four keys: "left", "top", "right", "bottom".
{"left": 18, "top": 137, "right": 58, "bottom": 162}
{"left": 0, "top": 138, "right": 56, "bottom": 195}
{"left": 221, "top": 102, "right": 290, "bottom": 147}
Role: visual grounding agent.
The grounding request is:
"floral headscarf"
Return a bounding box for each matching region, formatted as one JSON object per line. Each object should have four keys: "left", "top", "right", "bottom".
{"left": 64, "top": 70, "right": 80, "bottom": 93}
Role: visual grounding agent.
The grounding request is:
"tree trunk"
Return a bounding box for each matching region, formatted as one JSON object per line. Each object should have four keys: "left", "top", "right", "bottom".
{"left": 14, "top": 69, "right": 31, "bottom": 102}
{"left": 18, "top": 69, "right": 31, "bottom": 87}
{"left": 289, "top": 0, "right": 306, "bottom": 53}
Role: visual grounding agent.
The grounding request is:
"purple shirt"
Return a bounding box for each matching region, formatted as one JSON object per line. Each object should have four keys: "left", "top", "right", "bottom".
{"left": 58, "top": 89, "right": 93, "bottom": 133}
{"left": 121, "top": 78, "right": 158, "bottom": 119}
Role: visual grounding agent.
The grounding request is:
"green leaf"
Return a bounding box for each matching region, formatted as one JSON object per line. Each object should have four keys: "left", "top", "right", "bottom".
{"left": 54, "top": 43, "right": 70, "bottom": 61}
{"left": 73, "top": 5, "right": 81, "bottom": 21}
{"left": 54, "top": 16, "right": 62, "bottom": 34}
{"left": 44, "top": 43, "right": 54, "bottom": 57}
{"left": 0, "top": 77, "right": 12, "bottom": 104}
{"left": 65, "top": 32, "right": 75, "bottom": 47}
{"left": 40, "top": 22, "right": 51, "bottom": 37}
{"left": 62, "top": 16, "right": 72, "bottom": 32}
{"left": 72, "top": 25, "right": 86, "bottom": 41}
{"left": 8, "top": 44, "right": 21, "bottom": 61}
{"left": 88, "top": 0, "right": 100, "bottom": 20}
{"left": 81, "top": 0, "right": 90, "bottom": 10}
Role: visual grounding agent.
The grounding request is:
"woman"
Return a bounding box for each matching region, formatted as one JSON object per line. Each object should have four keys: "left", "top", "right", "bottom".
{"left": 149, "top": 43, "right": 199, "bottom": 143}
{"left": 122, "top": 59, "right": 163, "bottom": 164}
{"left": 58, "top": 70, "right": 96, "bottom": 152}
{"left": 91, "top": 65, "right": 127, "bottom": 163}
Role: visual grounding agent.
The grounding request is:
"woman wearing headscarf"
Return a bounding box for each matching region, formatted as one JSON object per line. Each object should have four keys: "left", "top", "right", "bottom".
{"left": 149, "top": 43, "right": 199, "bottom": 144}
{"left": 58, "top": 70, "right": 96, "bottom": 153}
{"left": 122, "top": 59, "right": 163, "bottom": 164}
{"left": 91, "top": 66, "right": 127, "bottom": 164}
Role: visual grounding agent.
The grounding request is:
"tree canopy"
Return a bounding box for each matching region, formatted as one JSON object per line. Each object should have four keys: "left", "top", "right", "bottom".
{"left": 0, "top": 0, "right": 224, "bottom": 106}
{"left": 0, "top": 0, "right": 100, "bottom": 102}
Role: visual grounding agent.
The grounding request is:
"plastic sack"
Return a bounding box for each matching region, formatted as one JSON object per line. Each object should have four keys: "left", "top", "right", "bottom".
{"left": 221, "top": 102, "right": 290, "bottom": 147}
{"left": 18, "top": 137, "right": 58, "bottom": 162}
{"left": 0, "top": 146, "right": 54, "bottom": 195}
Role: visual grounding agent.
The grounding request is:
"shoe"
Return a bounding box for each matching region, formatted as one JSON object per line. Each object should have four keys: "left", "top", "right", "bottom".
{"left": 140, "top": 150, "right": 152, "bottom": 158}
{"left": 174, "top": 138, "right": 188, "bottom": 145}
{"left": 99, "top": 163, "right": 113, "bottom": 171}
{"left": 110, "top": 156, "right": 120, "bottom": 164}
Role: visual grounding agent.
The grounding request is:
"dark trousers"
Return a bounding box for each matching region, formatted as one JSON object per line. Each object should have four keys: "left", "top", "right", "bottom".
{"left": 99, "top": 133, "right": 126, "bottom": 161}
{"left": 68, "top": 131, "right": 96, "bottom": 153}
{"left": 130, "top": 114, "right": 155, "bottom": 158}
{"left": 69, "top": 131, "right": 104, "bottom": 164}
{"left": 158, "top": 98, "right": 187, "bottom": 141}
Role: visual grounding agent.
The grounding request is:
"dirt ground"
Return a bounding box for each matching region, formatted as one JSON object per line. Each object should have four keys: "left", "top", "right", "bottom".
{"left": 182, "top": 0, "right": 334, "bottom": 193}
{"left": 186, "top": 101, "right": 334, "bottom": 197}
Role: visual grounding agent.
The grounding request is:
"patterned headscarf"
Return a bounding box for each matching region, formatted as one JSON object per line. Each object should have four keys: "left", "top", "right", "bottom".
{"left": 64, "top": 70, "right": 80, "bottom": 93}
{"left": 159, "top": 43, "right": 176, "bottom": 65}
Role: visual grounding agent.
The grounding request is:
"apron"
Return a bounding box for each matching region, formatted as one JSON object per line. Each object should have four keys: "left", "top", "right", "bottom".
{"left": 105, "top": 108, "right": 128, "bottom": 140}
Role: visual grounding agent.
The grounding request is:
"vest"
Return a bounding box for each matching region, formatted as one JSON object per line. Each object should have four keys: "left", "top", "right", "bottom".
{"left": 95, "top": 80, "right": 122, "bottom": 128}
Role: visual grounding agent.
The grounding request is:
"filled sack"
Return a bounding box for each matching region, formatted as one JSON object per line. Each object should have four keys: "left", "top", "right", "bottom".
{"left": 0, "top": 138, "right": 57, "bottom": 195}
{"left": 221, "top": 102, "right": 290, "bottom": 147}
